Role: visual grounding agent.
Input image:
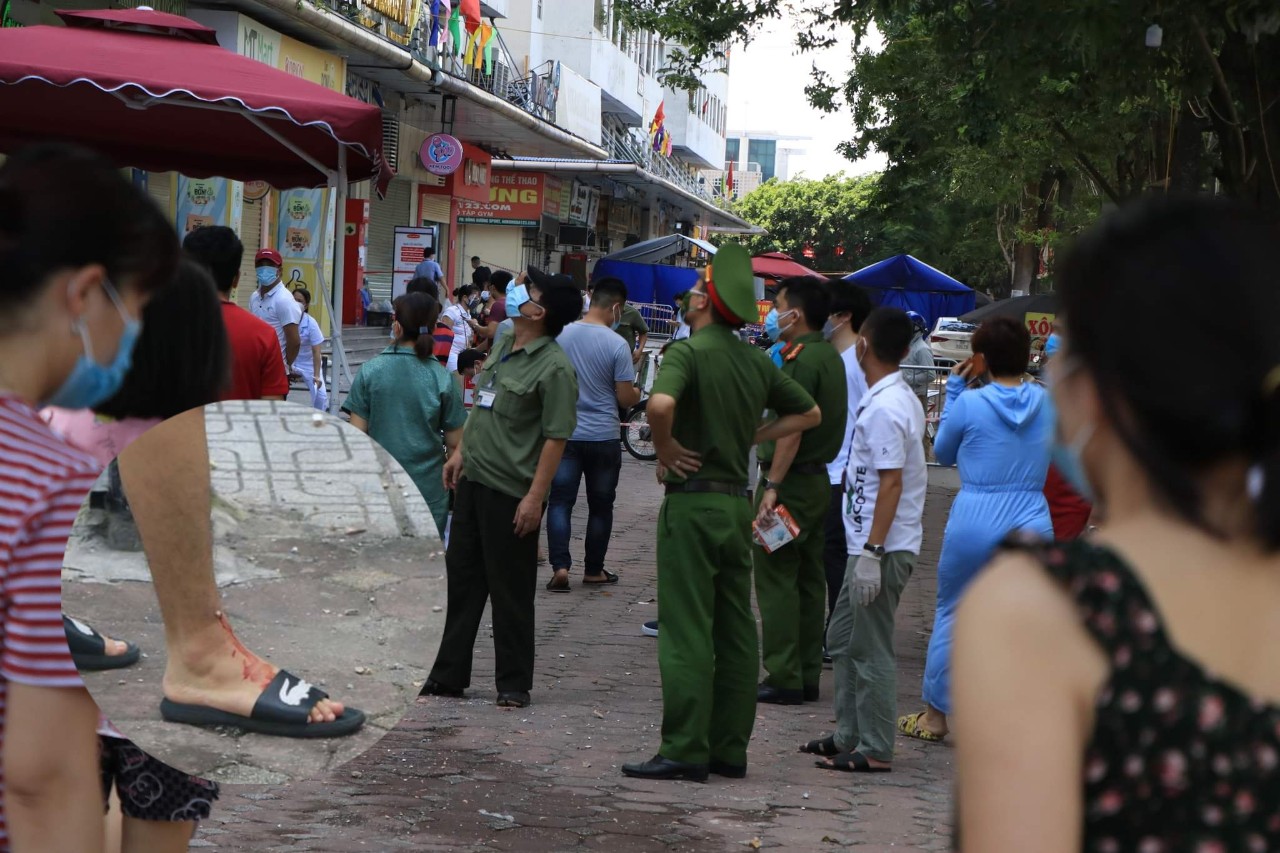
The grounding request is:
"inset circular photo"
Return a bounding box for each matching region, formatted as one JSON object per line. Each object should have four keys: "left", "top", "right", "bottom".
{"left": 61, "top": 401, "right": 446, "bottom": 785}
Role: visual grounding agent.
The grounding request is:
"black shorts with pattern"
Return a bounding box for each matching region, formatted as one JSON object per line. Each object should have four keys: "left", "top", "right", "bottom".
{"left": 99, "top": 736, "right": 220, "bottom": 822}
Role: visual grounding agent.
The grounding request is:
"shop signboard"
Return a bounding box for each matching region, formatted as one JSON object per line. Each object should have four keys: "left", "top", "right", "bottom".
{"left": 420, "top": 133, "right": 464, "bottom": 176}
{"left": 455, "top": 170, "right": 554, "bottom": 228}
{"left": 1025, "top": 311, "right": 1055, "bottom": 357}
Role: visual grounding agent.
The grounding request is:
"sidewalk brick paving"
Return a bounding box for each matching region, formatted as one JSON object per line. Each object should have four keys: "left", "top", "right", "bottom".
{"left": 193, "top": 457, "right": 959, "bottom": 851}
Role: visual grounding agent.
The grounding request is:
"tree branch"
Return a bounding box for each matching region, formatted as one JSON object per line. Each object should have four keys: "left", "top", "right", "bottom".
{"left": 1192, "top": 15, "right": 1249, "bottom": 187}
{"left": 1051, "top": 119, "right": 1123, "bottom": 204}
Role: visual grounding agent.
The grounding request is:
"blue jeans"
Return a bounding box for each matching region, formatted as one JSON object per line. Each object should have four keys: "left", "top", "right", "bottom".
{"left": 546, "top": 439, "right": 622, "bottom": 574}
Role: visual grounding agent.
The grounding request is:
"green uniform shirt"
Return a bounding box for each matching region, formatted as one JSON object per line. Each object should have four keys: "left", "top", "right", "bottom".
{"left": 615, "top": 304, "right": 648, "bottom": 353}
{"left": 462, "top": 332, "right": 579, "bottom": 500}
{"left": 759, "top": 331, "right": 848, "bottom": 467}
{"left": 652, "top": 324, "right": 815, "bottom": 487}
{"left": 342, "top": 346, "right": 467, "bottom": 530}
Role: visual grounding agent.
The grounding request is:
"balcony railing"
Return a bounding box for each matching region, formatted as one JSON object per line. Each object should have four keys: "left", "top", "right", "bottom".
{"left": 602, "top": 123, "right": 726, "bottom": 205}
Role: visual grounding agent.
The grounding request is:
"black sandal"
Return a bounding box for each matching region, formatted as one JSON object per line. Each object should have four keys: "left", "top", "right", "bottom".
{"left": 160, "top": 669, "right": 366, "bottom": 739}
{"left": 816, "top": 751, "right": 891, "bottom": 773}
{"left": 799, "top": 734, "right": 840, "bottom": 757}
{"left": 64, "top": 615, "right": 141, "bottom": 671}
{"left": 545, "top": 570, "right": 571, "bottom": 593}
{"left": 582, "top": 570, "right": 619, "bottom": 585}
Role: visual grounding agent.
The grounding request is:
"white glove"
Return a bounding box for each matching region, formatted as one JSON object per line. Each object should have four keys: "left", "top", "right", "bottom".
{"left": 852, "top": 551, "right": 883, "bottom": 607}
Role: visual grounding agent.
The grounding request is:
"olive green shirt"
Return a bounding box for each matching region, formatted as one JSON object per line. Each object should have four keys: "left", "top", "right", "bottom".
{"left": 652, "top": 323, "right": 815, "bottom": 487}
{"left": 615, "top": 304, "right": 648, "bottom": 353}
{"left": 759, "top": 331, "right": 848, "bottom": 467}
{"left": 462, "top": 333, "right": 579, "bottom": 500}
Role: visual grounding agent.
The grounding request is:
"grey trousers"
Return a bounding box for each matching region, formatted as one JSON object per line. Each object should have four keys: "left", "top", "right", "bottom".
{"left": 825, "top": 550, "right": 915, "bottom": 762}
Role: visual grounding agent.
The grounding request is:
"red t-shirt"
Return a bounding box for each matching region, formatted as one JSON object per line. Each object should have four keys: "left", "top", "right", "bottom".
{"left": 1044, "top": 463, "right": 1092, "bottom": 540}
{"left": 220, "top": 302, "right": 290, "bottom": 401}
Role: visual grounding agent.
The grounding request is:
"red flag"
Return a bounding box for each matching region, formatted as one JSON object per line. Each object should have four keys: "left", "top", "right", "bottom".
{"left": 649, "top": 100, "right": 665, "bottom": 135}
{"left": 460, "top": 0, "right": 481, "bottom": 31}
{"left": 726, "top": 160, "right": 734, "bottom": 196}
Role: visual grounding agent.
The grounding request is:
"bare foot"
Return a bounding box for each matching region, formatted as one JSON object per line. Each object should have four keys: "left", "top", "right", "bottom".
{"left": 162, "top": 611, "right": 345, "bottom": 724}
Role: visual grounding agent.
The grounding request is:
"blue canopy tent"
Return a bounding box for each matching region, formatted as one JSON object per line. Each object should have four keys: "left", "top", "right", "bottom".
{"left": 592, "top": 234, "right": 718, "bottom": 306}
{"left": 844, "top": 255, "right": 976, "bottom": 329}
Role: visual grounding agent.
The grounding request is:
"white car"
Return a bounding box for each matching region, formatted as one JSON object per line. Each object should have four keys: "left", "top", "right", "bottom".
{"left": 929, "top": 317, "right": 976, "bottom": 364}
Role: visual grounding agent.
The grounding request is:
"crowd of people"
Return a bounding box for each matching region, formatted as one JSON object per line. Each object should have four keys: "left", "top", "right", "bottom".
{"left": 0, "top": 140, "right": 1278, "bottom": 852}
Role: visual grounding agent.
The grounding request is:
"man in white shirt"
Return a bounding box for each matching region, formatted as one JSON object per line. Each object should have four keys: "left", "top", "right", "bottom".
{"left": 249, "top": 248, "right": 302, "bottom": 377}
{"left": 821, "top": 283, "right": 873, "bottom": 644}
{"left": 809, "top": 306, "right": 927, "bottom": 774}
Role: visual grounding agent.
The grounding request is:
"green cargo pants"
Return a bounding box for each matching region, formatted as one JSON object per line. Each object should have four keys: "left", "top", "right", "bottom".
{"left": 752, "top": 471, "right": 831, "bottom": 692}
{"left": 656, "top": 491, "right": 757, "bottom": 766}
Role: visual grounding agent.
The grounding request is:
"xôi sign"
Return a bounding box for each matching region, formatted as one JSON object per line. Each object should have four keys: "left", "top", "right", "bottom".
{"left": 1025, "top": 312, "right": 1055, "bottom": 351}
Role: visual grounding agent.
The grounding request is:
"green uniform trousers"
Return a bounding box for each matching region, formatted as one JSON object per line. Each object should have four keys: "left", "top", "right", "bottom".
{"left": 657, "top": 491, "right": 757, "bottom": 766}
{"left": 826, "top": 550, "right": 915, "bottom": 762}
{"left": 752, "top": 471, "right": 831, "bottom": 692}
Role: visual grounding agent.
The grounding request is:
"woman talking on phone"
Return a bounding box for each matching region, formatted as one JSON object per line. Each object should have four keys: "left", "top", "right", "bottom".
{"left": 896, "top": 316, "right": 1054, "bottom": 743}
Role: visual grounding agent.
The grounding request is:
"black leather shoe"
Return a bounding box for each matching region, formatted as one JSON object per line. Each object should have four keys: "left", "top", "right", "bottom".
{"left": 621, "top": 754, "right": 708, "bottom": 782}
{"left": 803, "top": 684, "right": 820, "bottom": 702}
{"left": 709, "top": 759, "right": 746, "bottom": 778}
{"left": 420, "top": 678, "right": 464, "bottom": 698}
{"left": 757, "top": 683, "right": 804, "bottom": 705}
{"left": 496, "top": 691, "right": 530, "bottom": 708}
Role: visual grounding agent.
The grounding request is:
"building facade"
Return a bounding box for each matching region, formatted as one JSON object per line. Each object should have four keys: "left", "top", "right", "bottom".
{"left": 4, "top": 0, "right": 746, "bottom": 328}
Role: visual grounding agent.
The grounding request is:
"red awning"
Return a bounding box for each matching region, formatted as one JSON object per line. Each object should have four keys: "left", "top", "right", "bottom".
{"left": 752, "top": 251, "right": 824, "bottom": 281}
{"left": 0, "top": 8, "right": 393, "bottom": 195}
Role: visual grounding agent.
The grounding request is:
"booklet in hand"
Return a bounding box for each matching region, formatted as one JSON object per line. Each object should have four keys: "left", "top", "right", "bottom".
{"left": 752, "top": 505, "right": 800, "bottom": 554}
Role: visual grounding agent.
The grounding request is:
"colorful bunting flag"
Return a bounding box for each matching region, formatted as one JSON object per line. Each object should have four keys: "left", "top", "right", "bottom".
{"left": 460, "top": 0, "right": 481, "bottom": 31}
{"left": 447, "top": 4, "right": 461, "bottom": 55}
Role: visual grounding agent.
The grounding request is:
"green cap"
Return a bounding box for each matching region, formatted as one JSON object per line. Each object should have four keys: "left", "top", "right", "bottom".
{"left": 705, "top": 242, "right": 756, "bottom": 325}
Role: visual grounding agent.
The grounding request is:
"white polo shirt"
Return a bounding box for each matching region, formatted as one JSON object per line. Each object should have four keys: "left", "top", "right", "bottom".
{"left": 250, "top": 281, "right": 303, "bottom": 366}
{"left": 827, "top": 342, "right": 870, "bottom": 485}
{"left": 842, "top": 371, "right": 928, "bottom": 555}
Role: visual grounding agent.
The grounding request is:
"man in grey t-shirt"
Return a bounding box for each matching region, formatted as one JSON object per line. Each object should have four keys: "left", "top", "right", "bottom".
{"left": 414, "top": 248, "right": 444, "bottom": 290}
{"left": 544, "top": 278, "right": 642, "bottom": 592}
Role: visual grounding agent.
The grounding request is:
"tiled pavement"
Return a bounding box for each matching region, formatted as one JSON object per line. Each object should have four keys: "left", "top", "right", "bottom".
{"left": 192, "top": 458, "right": 959, "bottom": 850}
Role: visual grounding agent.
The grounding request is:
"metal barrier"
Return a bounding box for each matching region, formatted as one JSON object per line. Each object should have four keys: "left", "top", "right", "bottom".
{"left": 631, "top": 301, "right": 677, "bottom": 339}
{"left": 899, "top": 364, "right": 956, "bottom": 465}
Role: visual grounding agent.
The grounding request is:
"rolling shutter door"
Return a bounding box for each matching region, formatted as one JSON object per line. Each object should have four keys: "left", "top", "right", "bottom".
{"left": 235, "top": 197, "right": 264, "bottom": 309}
{"left": 147, "top": 171, "right": 171, "bottom": 221}
{"left": 366, "top": 178, "right": 411, "bottom": 302}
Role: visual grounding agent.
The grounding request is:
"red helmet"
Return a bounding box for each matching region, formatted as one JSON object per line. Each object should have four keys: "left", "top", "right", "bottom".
{"left": 254, "top": 248, "right": 283, "bottom": 266}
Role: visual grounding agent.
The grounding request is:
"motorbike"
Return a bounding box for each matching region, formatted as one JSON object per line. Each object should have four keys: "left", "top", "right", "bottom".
{"left": 621, "top": 395, "right": 656, "bottom": 461}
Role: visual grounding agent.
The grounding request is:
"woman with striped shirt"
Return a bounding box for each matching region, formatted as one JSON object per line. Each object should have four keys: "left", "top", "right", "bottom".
{"left": 0, "top": 144, "right": 178, "bottom": 851}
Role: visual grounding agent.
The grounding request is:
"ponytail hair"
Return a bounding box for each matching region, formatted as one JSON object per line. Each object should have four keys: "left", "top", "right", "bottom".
{"left": 393, "top": 292, "right": 441, "bottom": 361}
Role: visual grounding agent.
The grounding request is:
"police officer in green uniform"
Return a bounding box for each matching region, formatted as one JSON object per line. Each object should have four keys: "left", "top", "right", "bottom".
{"left": 622, "top": 244, "right": 822, "bottom": 782}
{"left": 754, "top": 277, "right": 849, "bottom": 705}
{"left": 424, "top": 268, "right": 583, "bottom": 709}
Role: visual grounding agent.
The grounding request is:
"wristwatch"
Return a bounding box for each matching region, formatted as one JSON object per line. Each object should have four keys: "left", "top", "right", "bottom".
{"left": 762, "top": 479, "right": 782, "bottom": 491}
{"left": 864, "top": 544, "right": 886, "bottom": 558}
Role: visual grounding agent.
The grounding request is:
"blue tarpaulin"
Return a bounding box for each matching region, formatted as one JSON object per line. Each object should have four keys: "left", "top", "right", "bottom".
{"left": 844, "top": 255, "right": 975, "bottom": 329}
{"left": 591, "top": 259, "right": 700, "bottom": 307}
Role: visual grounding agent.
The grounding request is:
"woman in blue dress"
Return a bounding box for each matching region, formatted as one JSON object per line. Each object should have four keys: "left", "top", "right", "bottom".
{"left": 898, "top": 317, "right": 1053, "bottom": 742}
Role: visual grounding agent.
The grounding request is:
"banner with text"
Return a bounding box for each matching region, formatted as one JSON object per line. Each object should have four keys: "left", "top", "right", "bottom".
{"left": 455, "top": 170, "right": 554, "bottom": 227}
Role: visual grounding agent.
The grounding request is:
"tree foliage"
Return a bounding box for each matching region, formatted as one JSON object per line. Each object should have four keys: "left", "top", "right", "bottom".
{"left": 621, "top": 0, "right": 1280, "bottom": 290}
{"left": 728, "top": 173, "right": 881, "bottom": 271}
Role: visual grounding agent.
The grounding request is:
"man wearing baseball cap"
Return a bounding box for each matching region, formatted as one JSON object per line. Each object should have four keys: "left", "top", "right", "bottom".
{"left": 622, "top": 243, "right": 822, "bottom": 782}
{"left": 250, "top": 247, "right": 302, "bottom": 379}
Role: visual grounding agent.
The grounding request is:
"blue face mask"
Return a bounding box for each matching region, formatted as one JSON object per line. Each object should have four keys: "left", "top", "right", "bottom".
{"left": 506, "top": 283, "right": 532, "bottom": 318}
{"left": 44, "top": 278, "right": 142, "bottom": 410}
{"left": 256, "top": 266, "right": 278, "bottom": 287}
{"left": 1046, "top": 357, "right": 1096, "bottom": 502}
{"left": 763, "top": 308, "right": 780, "bottom": 340}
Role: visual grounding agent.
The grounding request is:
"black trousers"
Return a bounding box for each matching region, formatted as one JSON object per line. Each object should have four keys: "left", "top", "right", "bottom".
{"left": 822, "top": 484, "right": 847, "bottom": 619}
{"left": 429, "top": 478, "right": 539, "bottom": 693}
